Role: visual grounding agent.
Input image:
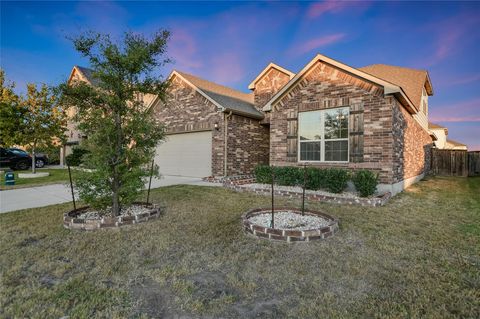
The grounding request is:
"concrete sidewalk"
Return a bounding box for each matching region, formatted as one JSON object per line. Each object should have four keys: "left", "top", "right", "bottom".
{"left": 0, "top": 176, "right": 220, "bottom": 214}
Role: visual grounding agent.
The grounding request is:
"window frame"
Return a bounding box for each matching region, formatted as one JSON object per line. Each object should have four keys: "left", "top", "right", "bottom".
{"left": 298, "top": 106, "right": 350, "bottom": 163}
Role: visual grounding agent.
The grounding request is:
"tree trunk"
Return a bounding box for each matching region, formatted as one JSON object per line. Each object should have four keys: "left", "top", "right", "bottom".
{"left": 111, "top": 112, "right": 122, "bottom": 216}
{"left": 31, "top": 145, "right": 36, "bottom": 174}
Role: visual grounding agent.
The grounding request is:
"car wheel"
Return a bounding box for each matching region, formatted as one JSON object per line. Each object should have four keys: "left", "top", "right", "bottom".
{"left": 36, "top": 159, "right": 45, "bottom": 168}
{"left": 16, "top": 161, "right": 29, "bottom": 170}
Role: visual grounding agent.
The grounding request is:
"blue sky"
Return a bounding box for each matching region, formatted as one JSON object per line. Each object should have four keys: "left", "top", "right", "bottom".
{"left": 1, "top": 1, "right": 479, "bottom": 150}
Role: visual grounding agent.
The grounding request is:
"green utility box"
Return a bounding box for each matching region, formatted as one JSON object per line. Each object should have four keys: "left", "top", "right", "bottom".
{"left": 5, "top": 170, "right": 15, "bottom": 186}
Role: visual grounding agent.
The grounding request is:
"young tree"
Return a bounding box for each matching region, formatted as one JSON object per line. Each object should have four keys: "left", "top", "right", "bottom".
{"left": 0, "top": 70, "right": 24, "bottom": 147}
{"left": 16, "top": 84, "right": 66, "bottom": 173}
{"left": 58, "top": 31, "right": 170, "bottom": 216}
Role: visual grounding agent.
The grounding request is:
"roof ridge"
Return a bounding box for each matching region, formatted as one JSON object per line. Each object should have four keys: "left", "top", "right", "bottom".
{"left": 176, "top": 70, "right": 253, "bottom": 103}
{"left": 360, "top": 63, "right": 427, "bottom": 73}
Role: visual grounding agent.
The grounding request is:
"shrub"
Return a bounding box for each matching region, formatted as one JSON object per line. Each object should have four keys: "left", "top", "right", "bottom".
{"left": 275, "top": 166, "right": 302, "bottom": 186}
{"left": 353, "top": 170, "right": 378, "bottom": 197}
{"left": 254, "top": 165, "right": 272, "bottom": 184}
{"left": 65, "top": 147, "right": 90, "bottom": 166}
{"left": 304, "top": 167, "right": 326, "bottom": 190}
{"left": 324, "top": 168, "right": 349, "bottom": 193}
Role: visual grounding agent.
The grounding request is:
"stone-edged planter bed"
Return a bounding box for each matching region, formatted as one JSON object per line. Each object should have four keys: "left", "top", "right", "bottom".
{"left": 224, "top": 177, "right": 390, "bottom": 207}
{"left": 243, "top": 207, "right": 339, "bottom": 242}
{"left": 63, "top": 202, "right": 163, "bottom": 230}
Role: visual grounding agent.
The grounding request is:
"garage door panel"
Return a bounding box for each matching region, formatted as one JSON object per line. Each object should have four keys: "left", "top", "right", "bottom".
{"left": 155, "top": 131, "right": 212, "bottom": 177}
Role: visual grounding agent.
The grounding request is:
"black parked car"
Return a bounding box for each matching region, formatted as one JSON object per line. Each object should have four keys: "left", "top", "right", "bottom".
{"left": 0, "top": 147, "right": 31, "bottom": 170}
{"left": 7, "top": 148, "right": 49, "bottom": 168}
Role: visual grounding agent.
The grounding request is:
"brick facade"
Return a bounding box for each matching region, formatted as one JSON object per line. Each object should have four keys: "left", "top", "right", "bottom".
{"left": 253, "top": 68, "right": 292, "bottom": 111}
{"left": 153, "top": 74, "right": 269, "bottom": 177}
{"left": 226, "top": 114, "right": 270, "bottom": 175}
{"left": 392, "top": 98, "right": 432, "bottom": 182}
{"left": 268, "top": 60, "right": 432, "bottom": 185}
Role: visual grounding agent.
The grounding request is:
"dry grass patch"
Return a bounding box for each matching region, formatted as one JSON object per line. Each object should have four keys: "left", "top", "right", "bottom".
{"left": 0, "top": 177, "right": 479, "bottom": 318}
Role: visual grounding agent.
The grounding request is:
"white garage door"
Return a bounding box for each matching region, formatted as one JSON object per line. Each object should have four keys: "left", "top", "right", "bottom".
{"left": 155, "top": 131, "right": 212, "bottom": 177}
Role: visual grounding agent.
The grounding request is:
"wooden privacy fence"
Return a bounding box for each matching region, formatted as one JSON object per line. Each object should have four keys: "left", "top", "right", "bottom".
{"left": 468, "top": 151, "right": 480, "bottom": 176}
{"left": 431, "top": 149, "right": 480, "bottom": 177}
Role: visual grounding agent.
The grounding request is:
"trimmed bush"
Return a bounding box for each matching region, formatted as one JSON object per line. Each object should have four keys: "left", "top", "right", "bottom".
{"left": 275, "top": 166, "right": 303, "bottom": 186}
{"left": 254, "top": 165, "right": 272, "bottom": 184}
{"left": 353, "top": 170, "right": 379, "bottom": 197}
{"left": 65, "top": 147, "right": 90, "bottom": 167}
{"left": 324, "top": 168, "right": 349, "bottom": 193}
{"left": 305, "top": 167, "right": 326, "bottom": 190}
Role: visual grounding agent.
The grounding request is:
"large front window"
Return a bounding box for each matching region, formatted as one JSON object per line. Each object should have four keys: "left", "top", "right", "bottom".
{"left": 298, "top": 107, "right": 349, "bottom": 162}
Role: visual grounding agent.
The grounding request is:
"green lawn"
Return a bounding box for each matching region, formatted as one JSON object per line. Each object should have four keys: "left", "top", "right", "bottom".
{"left": 0, "top": 168, "right": 73, "bottom": 190}
{"left": 0, "top": 177, "right": 479, "bottom": 318}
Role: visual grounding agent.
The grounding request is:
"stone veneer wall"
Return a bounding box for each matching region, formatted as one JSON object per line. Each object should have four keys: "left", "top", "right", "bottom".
{"left": 253, "top": 68, "right": 292, "bottom": 111}
{"left": 269, "top": 60, "right": 397, "bottom": 184}
{"left": 226, "top": 114, "right": 270, "bottom": 175}
{"left": 392, "top": 98, "right": 432, "bottom": 182}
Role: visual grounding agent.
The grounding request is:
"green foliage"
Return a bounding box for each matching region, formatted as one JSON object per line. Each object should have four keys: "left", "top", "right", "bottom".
{"left": 353, "top": 170, "right": 379, "bottom": 197}
{"left": 65, "top": 147, "right": 90, "bottom": 166}
{"left": 254, "top": 165, "right": 272, "bottom": 184}
{"left": 0, "top": 70, "right": 25, "bottom": 147}
{"left": 274, "top": 166, "right": 303, "bottom": 186}
{"left": 324, "top": 168, "right": 349, "bottom": 193}
{"left": 58, "top": 30, "right": 170, "bottom": 214}
{"left": 254, "top": 165, "right": 355, "bottom": 193}
{"left": 305, "top": 167, "right": 327, "bottom": 190}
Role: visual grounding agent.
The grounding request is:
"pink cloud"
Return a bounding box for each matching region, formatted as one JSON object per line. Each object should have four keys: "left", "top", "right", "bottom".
{"left": 417, "top": 12, "right": 480, "bottom": 67}
{"left": 289, "top": 33, "right": 346, "bottom": 56}
{"left": 436, "top": 73, "right": 480, "bottom": 88}
{"left": 168, "top": 28, "right": 203, "bottom": 71}
{"left": 430, "top": 98, "right": 480, "bottom": 122}
{"left": 307, "top": 1, "right": 349, "bottom": 19}
{"left": 209, "top": 52, "right": 245, "bottom": 85}
{"left": 306, "top": 1, "right": 371, "bottom": 19}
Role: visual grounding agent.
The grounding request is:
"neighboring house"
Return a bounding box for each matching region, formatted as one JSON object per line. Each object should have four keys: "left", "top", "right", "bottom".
{"left": 444, "top": 139, "right": 468, "bottom": 150}
{"left": 428, "top": 122, "right": 448, "bottom": 149}
{"left": 428, "top": 122, "right": 468, "bottom": 150}
{"left": 65, "top": 53, "right": 440, "bottom": 194}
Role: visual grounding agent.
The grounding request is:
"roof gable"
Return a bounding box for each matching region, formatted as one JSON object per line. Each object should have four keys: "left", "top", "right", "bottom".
{"left": 248, "top": 63, "right": 295, "bottom": 90}
{"left": 170, "top": 71, "right": 263, "bottom": 119}
{"left": 359, "top": 64, "right": 433, "bottom": 111}
{"left": 262, "top": 54, "right": 417, "bottom": 113}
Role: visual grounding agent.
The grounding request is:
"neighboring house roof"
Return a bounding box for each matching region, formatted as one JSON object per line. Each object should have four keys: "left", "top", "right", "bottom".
{"left": 359, "top": 64, "right": 433, "bottom": 111}
{"left": 428, "top": 122, "right": 448, "bottom": 135}
{"left": 263, "top": 53, "right": 417, "bottom": 114}
{"left": 68, "top": 65, "right": 101, "bottom": 86}
{"left": 445, "top": 139, "right": 467, "bottom": 149}
{"left": 172, "top": 71, "right": 263, "bottom": 119}
{"left": 248, "top": 63, "right": 295, "bottom": 90}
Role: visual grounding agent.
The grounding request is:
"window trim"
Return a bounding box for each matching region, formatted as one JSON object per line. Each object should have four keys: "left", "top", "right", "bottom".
{"left": 298, "top": 107, "right": 350, "bottom": 163}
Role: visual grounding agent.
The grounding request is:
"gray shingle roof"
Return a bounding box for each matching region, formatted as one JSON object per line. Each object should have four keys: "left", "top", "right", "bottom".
{"left": 75, "top": 66, "right": 101, "bottom": 86}
{"left": 176, "top": 71, "right": 263, "bottom": 119}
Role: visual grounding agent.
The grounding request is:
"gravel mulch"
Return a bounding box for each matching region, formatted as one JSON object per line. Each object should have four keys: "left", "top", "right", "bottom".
{"left": 78, "top": 205, "right": 151, "bottom": 220}
{"left": 247, "top": 211, "right": 329, "bottom": 231}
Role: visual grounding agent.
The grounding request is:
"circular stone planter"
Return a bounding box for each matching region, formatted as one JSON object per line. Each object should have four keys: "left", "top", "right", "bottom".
{"left": 243, "top": 208, "right": 339, "bottom": 242}
{"left": 63, "top": 202, "right": 163, "bottom": 230}
{"left": 18, "top": 172, "right": 50, "bottom": 178}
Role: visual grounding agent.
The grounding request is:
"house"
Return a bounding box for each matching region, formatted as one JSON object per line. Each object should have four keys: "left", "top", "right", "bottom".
{"left": 444, "top": 139, "right": 468, "bottom": 150}
{"left": 428, "top": 122, "right": 468, "bottom": 150}
{"left": 65, "top": 53, "right": 438, "bottom": 194}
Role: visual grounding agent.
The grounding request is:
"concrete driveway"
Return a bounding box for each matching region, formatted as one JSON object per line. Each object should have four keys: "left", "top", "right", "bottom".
{"left": 0, "top": 175, "right": 220, "bottom": 214}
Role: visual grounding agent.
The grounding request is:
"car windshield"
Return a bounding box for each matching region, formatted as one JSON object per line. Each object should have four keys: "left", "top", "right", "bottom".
{"left": 9, "top": 149, "right": 28, "bottom": 155}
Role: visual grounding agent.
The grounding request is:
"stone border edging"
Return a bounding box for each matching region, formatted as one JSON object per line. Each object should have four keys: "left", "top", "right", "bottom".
{"left": 243, "top": 207, "right": 339, "bottom": 242}
{"left": 63, "top": 202, "right": 163, "bottom": 230}
{"left": 225, "top": 179, "right": 390, "bottom": 207}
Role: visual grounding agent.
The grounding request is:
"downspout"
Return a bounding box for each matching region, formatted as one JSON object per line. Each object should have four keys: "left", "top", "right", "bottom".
{"left": 224, "top": 111, "right": 233, "bottom": 177}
